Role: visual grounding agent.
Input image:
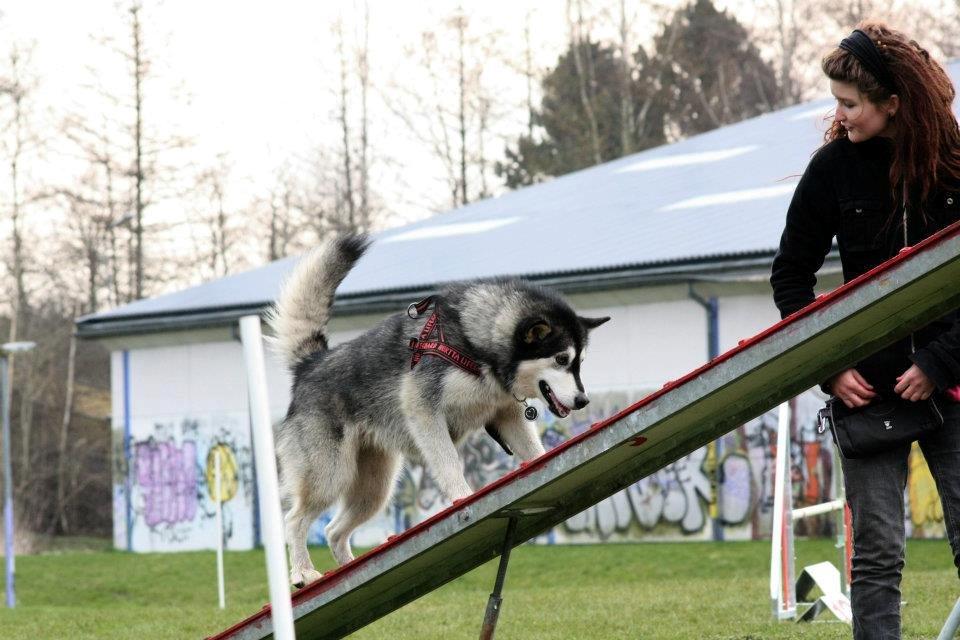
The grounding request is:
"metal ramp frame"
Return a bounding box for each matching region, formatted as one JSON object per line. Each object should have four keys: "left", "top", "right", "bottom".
{"left": 210, "top": 220, "right": 960, "bottom": 640}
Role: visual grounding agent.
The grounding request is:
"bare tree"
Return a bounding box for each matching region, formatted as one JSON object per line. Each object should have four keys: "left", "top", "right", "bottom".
{"left": 187, "top": 156, "right": 245, "bottom": 279}
{"left": 753, "top": 0, "right": 960, "bottom": 107}
{"left": 290, "top": 148, "right": 345, "bottom": 242}
{"left": 523, "top": 12, "right": 536, "bottom": 139}
{"left": 567, "top": 0, "right": 602, "bottom": 165}
{"left": 453, "top": 9, "right": 469, "bottom": 205}
{"left": 257, "top": 167, "right": 310, "bottom": 262}
{"left": 324, "top": 5, "right": 384, "bottom": 233}
{"left": 618, "top": 0, "right": 636, "bottom": 155}
{"left": 333, "top": 16, "right": 359, "bottom": 231}
{"left": 386, "top": 7, "right": 507, "bottom": 210}
{"left": 357, "top": 0, "right": 372, "bottom": 230}
{"left": 54, "top": 191, "right": 107, "bottom": 313}
{"left": 0, "top": 47, "right": 30, "bottom": 339}
{"left": 54, "top": 310, "right": 78, "bottom": 532}
{"left": 0, "top": 45, "right": 33, "bottom": 356}
{"left": 637, "top": 3, "right": 678, "bottom": 142}
{"left": 749, "top": 0, "right": 836, "bottom": 107}
{"left": 59, "top": 108, "right": 132, "bottom": 310}
{"left": 88, "top": 1, "right": 194, "bottom": 298}
{"left": 0, "top": 42, "right": 45, "bottom": 478}
{"left": 128, "top": 1, "right": 147, "bottom": 299}
{"left": 774, "top": 0, "right": 802, "bottom": 106}
{"left": 475, "top": 91, "right": 492, "bottom": 199}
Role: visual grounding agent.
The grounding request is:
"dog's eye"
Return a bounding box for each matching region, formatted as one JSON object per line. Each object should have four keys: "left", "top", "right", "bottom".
{"left": 555, "top": 354, "right": 570, "bottom": 367}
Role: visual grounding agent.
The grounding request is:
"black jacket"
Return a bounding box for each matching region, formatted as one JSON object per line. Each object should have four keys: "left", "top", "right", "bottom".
{"left": 770, "top": 136, "right": 960, "bottom": 392}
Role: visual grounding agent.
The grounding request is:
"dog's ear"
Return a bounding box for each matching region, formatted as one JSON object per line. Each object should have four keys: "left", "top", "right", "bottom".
{"left": 523, "top": 320, "right": 553, "bottom": 344}
{"left": 579, "top": 316, "right": 610, "bottom": 331}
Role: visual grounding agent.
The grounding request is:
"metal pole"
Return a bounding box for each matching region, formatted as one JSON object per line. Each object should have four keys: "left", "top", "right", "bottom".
{"left": 239, "top": 316, "right": 295, "bottom": 639}
{"left": 781, "top": 402, "right": 797, "bottom": 617}
{"left": 688, "top": 286, "right": 724, "bottom": 542}
{"left": 1, "top": 356, "right": 13, "bottom": 608}
{"left": 938, "top": 596, "right": 960, "bottom": 640}
{"left": 480, "top": 517, "right": 518, "bottom": 640}
{"left": 832, "top": 440, "right": 851, "bottom": 597}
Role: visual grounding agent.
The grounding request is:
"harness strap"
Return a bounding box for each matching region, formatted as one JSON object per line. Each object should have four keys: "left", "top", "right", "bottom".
{"left": 408, "top": 297, "right": 482, "bottom": 377}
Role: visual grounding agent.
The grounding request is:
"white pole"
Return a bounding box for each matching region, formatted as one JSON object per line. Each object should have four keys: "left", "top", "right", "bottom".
{"left": 791, "top": 499, "right": 845, "bottom": 521}
{"left": 770, "top": 401, "right": 795, "bottom": 619}
{"left": 239, "top": 315, "right": 295, "bottom": 640}
{"left": 215, "top": 449, "right": 225, "bottom": 610}
{"left": 833, "top": 443, "right": 852, "bottom": 597}
{"left": 1, "top": 356, "right": 14, "bottom": 608}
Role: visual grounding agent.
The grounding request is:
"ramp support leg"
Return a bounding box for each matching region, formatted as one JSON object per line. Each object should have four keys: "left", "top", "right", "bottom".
{"left": 479, "top": 516, "right": 519, "bottom": 640}
{"left": 938, "top": 596, "right": 960, "bottom": 640}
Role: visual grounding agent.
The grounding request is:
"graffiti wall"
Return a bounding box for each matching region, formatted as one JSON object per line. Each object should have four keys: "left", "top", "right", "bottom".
{"left": 112, "top": 391, "right": 948, "bottom": 552}
{"left": 113, "top": 412, "right": 257, "bottom": 552}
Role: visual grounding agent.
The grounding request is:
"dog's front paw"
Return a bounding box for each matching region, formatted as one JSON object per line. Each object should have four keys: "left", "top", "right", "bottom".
{"left": 290, "top": 567, "right": 323, "bottom": 589}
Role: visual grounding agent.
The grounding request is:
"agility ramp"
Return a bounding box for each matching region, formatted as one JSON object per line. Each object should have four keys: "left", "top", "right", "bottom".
{"left": 210, "top": 220, "right": 960, "bottom": 640}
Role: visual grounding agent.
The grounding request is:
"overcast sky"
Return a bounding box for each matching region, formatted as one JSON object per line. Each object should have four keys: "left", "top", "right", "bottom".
{"left": 1, "top": 1, "right": 717, "bottom": 229}
{"left": 2, "top": 2, "right": 949, "bottom": 218}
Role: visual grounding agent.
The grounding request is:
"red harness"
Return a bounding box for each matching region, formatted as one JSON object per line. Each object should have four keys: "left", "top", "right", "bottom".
{"left": 408, "top": 297, "right": 482, "bottom": 377}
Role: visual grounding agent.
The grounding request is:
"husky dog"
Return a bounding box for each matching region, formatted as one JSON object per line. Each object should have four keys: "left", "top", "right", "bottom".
{"left": 269, "top": 234, "right": 609, "bottom": 586}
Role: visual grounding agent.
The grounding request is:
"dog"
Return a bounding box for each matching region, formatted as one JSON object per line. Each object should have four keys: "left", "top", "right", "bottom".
{"left": 268, "top": 233, "right": 609, "bottom": 587}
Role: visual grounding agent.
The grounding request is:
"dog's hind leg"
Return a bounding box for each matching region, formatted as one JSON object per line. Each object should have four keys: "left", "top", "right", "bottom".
{"left": 325, "top": 446, "right": 401, "bottom": 566}
{"left": 279, "top": 429, "right": 352, "bottom": 588}
{"left": 284, "top": 492, "right": 329, "bottom": 588}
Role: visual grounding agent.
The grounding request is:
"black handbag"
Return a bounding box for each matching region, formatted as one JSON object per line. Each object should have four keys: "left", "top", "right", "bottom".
{"left": 818, "top": 395, "right": 944, "bottom": 459}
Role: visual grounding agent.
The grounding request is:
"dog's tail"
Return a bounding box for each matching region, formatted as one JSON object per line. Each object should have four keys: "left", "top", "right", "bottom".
{"left": 266, "top": 233, "right": 370, "bottom": 368}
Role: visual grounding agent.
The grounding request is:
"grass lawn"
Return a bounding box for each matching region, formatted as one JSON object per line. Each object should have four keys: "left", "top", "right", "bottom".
{"left": 0, "top": 537, "right": 956, "bottom": 639}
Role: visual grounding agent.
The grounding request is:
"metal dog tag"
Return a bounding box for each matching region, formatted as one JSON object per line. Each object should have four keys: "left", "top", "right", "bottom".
{"left": 524, "top": 405, "right": 539, "bottom": 421}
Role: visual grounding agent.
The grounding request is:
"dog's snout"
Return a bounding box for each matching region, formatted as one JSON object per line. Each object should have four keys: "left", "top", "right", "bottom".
{"left": 574, "top": 394, "right": 590, "bottom": 410}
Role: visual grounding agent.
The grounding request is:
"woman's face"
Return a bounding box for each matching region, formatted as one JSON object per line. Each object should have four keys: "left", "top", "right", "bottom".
{"left": 830, "top": 79, "right": 897, "bottom": 143}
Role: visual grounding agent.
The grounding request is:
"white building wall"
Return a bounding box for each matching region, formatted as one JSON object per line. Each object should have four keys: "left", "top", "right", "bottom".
{"left": 571, "top": 296, "right": 709, "bottom": 393}
{"left": 717, "top": 294, "right": 785, "bottom": 352}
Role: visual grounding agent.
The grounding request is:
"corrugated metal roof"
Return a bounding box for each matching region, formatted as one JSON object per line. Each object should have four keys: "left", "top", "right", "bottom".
{"left": 77, "top": 61, "right": 960, "bottom": 336}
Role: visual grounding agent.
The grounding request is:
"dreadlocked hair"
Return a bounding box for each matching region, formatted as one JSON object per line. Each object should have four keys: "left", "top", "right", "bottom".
{"left": 822, "top": 21, "right": 960, "bottom": 208}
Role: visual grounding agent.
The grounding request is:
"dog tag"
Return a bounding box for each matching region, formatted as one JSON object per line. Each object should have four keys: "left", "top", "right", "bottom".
{"left": 524, "top": 405, "right": 539, "bottom": 421}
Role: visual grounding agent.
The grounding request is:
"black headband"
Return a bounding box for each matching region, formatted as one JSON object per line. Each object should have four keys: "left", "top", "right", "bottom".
{"left": 838, "top": 29, "right": 897, "bottom": 94}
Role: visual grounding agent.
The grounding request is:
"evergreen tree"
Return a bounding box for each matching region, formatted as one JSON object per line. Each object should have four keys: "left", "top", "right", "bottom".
{"left": 497, "top": 0, "right": 778, "bottom": 189}
{"left": 655, "top": 0, "right": 778, "bottom": 136}
{"left": 497, "top": 40, "right": 666, "bottom": 188}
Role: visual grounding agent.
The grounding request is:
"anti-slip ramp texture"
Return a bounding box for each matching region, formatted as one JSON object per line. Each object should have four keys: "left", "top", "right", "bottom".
{"left": 210, "top": 220, "right": 960, "bottom": 640}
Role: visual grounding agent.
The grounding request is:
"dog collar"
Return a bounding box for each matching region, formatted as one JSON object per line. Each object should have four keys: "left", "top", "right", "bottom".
{"left": 408, "top": 297, "right": 483, "bottom": 377}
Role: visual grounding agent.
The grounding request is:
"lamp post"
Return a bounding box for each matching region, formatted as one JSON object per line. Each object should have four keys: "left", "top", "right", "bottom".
{"left": 1, "top": 340, "right": 36, "bottom": 608}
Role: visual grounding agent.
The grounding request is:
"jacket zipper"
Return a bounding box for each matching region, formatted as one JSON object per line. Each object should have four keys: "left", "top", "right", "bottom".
{"left": 903, "top": 184, "right": 916, "bottom": 355}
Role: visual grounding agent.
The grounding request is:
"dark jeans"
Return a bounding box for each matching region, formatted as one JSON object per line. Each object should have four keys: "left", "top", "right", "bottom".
{"left": 840, "top": 400, "right": 960, "bottom": 639}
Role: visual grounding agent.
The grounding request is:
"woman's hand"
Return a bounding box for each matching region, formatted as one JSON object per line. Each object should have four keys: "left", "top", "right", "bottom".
{"left": 894, "top": 364, "right": 935, "bottom": 402}
{"left": 830, "top": 368, "right": 877, "bottom": 408}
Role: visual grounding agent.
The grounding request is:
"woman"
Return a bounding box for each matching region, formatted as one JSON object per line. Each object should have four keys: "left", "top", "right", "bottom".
{"left": 770, "top": 22, "right": 960, "bottom": 639}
